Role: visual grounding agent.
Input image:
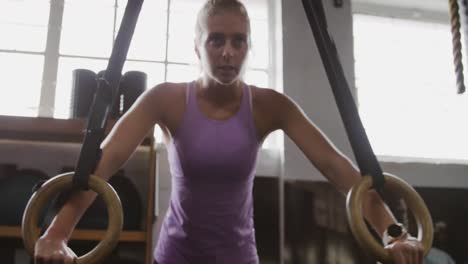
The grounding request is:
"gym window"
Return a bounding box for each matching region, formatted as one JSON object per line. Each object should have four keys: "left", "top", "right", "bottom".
{"left": 0, "top": 0, "right": 279, "bottom": 148}
{"left": 353, "top": 13, "right": 468, "bottom": 161}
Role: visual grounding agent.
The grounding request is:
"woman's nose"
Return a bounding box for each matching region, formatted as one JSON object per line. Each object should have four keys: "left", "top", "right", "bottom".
{"left": 222, "top": 42, "right": 235, "bottom": 59}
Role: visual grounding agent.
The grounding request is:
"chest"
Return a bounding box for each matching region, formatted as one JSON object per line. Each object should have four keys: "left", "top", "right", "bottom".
{"left": 170, "top": 117, "right": 260, "bottom": 183}
{"left": 160, "top": 84, "right": 275, "bottom": 143}
{"left": 163, "top": 102, "right": 273, "bottom": 144}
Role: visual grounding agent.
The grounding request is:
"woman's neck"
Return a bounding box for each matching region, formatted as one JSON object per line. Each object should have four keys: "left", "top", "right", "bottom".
{"left": 197, "top": 78, "right": 243, "bottom": 106}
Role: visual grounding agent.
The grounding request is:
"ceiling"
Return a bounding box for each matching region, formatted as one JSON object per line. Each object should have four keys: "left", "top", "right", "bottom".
{"left": 352, "top": 0, "right": 449, "bottom": 13}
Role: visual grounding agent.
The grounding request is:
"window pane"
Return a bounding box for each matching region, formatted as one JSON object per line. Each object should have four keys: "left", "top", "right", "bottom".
{"left": 245, "top": 0, "right": 268, "bottom": 20}
{"left": 249, "top": 19, "right": 269, "bottom": 69}
{"left": 168, "top": 0, "right": 203, "bottom": 64}
{"left": 117, "top": 0, "right": 168, "bottom": 61}
{"left": 0, "top": 53, "right": 43, "bottom": 117}
{"left": 168, "top": 0, "right": 201, "bottom": 64}
{"left": 60, "top": 0, "right": 114, "bottom": 57}
{"left": 166, "top": 64, "right": 200, "bottom": 83}
{"left": 244, "top": 69, "right": 268, "bottom": 87}
{"left": 54, "top": 57, "right": 108, "bottom": 118}
{"left": 124, "top": 61, "right": 165, "bottom": 88}
{"left": 170, "top": 0, "right": 203, "bottom": 13}
{"left": 241, "top": 1, "right": 270, "bottom": 69}
{"left": 167, "top": 11, "right": 198, "bottom": 64}
{"left": 354, "top": 14, "right": 468, "bottom": 161}
{"left": 0, "top": 0, "right": 49, "bottom": 51}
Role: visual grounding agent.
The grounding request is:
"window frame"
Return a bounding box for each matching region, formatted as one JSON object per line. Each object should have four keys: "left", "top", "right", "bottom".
{"left": 351, "top": 3, "right": 468, "bottom": 163}
{"left": 4, "top": 0, "right": 278, "bottom": 119}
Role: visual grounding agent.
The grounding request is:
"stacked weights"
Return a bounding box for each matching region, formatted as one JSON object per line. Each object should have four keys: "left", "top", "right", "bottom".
{"left": 70, "top": 69, "right": 147, "bottom": 119}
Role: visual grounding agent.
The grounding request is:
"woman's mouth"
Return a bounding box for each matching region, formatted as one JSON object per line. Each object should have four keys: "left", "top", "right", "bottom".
{"left": 218, "top": 66, "right": 236, "bottom": 72}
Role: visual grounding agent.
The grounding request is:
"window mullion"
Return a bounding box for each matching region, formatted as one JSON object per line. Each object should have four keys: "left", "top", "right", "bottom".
{"left": 268, "top": 1, "right": 283, "bottom": 93}
{"left": 266, "top": 2, "right": 284, "bottom": 263}
{"left": 164, "top": 0, "right": 171, "bottom": 81}
{"left": 39, "top": 0, "right": 64, "bottom": 117}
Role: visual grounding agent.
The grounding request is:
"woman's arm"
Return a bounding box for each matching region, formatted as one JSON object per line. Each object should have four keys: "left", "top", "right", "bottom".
{"left": 273, "top": 90, "right": 396, "bottom": 236}
{"left": 39, "top": 83, "right": 168, "bottom": 244}
{"left": 265, "top": 89, "right": 424, "bottom": 263}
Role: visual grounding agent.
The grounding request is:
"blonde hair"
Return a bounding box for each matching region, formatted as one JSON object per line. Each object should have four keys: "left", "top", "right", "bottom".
{"left": 195, "top": 0, "right": 251, "bottom": 46}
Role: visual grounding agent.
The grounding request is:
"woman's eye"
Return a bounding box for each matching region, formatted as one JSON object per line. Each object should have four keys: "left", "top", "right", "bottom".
{"left": 233, "top": 37, "right": 246, "bottom": 46}
{"left": 209, "top": 36, "right": 224, "bottom": 46}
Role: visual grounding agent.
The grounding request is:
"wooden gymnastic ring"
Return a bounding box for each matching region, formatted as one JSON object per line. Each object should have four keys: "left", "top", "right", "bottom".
{"left": 21, "top": 172, "right": 123, "bottom": 264}
{"left": 346, "top": 173, "right": 433, "bottom": 263}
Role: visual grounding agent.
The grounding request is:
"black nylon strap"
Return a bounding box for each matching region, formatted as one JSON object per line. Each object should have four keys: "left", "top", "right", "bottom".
{"left": 38, "top": 0, "right": 144, "bottom": 235}
{"left": 301, "top": 0, "right": 385, "bottom": 194}
{"left": 73, "top": 0, "right": 144, "bottom": 189}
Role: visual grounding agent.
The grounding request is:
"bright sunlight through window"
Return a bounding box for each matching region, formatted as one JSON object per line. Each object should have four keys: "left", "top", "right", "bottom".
{"left": 354, "top": 14, "right": 468, "bottom": 162}
{"left": 0, "top": 0, "right": 278, "bottom": 148}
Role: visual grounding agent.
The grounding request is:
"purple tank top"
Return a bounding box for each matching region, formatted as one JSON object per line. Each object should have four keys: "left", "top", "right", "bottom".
{"left": 154, "top": 81, "right": 261, "bottom": 264}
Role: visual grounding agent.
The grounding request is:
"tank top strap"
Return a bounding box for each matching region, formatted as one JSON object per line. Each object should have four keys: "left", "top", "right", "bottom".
{"left": 184, "top": 81, "right": 200, "bottom": 117}
{"left": 238, "top": 83, "right": 253, "bottom": 117}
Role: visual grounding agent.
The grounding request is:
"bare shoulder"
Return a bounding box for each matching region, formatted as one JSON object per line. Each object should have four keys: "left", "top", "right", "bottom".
{"left": 251, "top": 85, "right": 297, "bottom": 118}
{"left": 144, "top": 82, "right": 186, "bottom": 102}
{"left": 141, "top": 82, "right": 187, "bottom": 110}
{"left": 250, "top": 85, "right": 297, "bottom": 137}
{"left": 250, "top": 85, "right": 277, "bottom": 98}
{"left": 131, "top": 82, "right": 187, "bottom": 124}
{"left": 141, "top": 82, "right": 188, "bottom": 131}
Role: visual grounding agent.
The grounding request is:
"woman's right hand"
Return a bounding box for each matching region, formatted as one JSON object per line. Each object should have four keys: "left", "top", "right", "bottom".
{"left": 34, "top": 235, "right": 77, "bottom": 264}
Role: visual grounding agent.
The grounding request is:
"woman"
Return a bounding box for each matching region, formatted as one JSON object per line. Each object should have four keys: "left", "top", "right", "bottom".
{"left": 34, "top": 0, "right": 424, "bottom": 263}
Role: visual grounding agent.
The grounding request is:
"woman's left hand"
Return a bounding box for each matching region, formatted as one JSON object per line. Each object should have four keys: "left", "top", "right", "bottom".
{"left": 384, "top": 235, "right": 425, "bottom": 264}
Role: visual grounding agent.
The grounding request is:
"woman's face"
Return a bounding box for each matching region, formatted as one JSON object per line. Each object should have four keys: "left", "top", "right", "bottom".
{"left": 196, "top": 10, "right": 250, "bottom": 85}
